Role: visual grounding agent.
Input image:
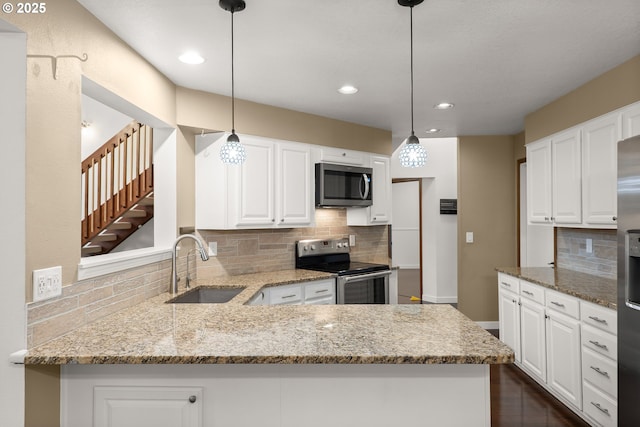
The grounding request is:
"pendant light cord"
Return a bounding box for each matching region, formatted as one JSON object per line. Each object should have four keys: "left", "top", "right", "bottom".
{"left": 231, "top": 10, "right": 235, "bottom": 133}
{"left": 410, "top": 5, "right": 415, "bottom": 136}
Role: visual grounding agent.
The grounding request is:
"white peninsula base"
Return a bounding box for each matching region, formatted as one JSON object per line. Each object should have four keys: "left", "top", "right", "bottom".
{"left": 61, "top": 364, "right": 491, "bottom": 427}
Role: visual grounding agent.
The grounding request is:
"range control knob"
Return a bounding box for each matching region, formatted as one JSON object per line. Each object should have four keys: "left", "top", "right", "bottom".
{"left": 336, "top": 243, "right": 343, "bottom": 248}
{"left": 310, "top": 244, "right": 317, "bottom": 251}
{"left": 303, "top": 245, "right": 309, "bottom": 251}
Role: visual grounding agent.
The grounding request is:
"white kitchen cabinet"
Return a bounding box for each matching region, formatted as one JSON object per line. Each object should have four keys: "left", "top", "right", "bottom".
{"left": 303, "top": 278, "right": 336, "bottom": 305}
{"left": 622, "top": 101, "right": 640, "bottom": 138}
{"left": 318, "top": 146, "right": 366, "bottom": 165}
{"left": 551, "top": 129, "right": 582, "bottom": 225}
{"left": 498, "top": 284, "right": 521, "bottom": 363}
{"left": 347, "top": 155, "right": 392, "bottom": 225}
{"left": 195, "top": 133, "right": 313, "bottom": 230}
{"left": 546, "top": 309, "right": 582, "bottom": 410}
{"left": 582, "top": 113, "right": 620, "bottom": 227}
{"left": 519, "top": 296, "right": 546, "bottom": 383}
{"left": 248, "top": 279, "right": 337, "bottom": 306}
{"left": 526, "top": 139, "right": 553, "bottom": 224}
{"left": 268, "top": 283, "right": 303, "bottom": 305}
{"left": 93, "top": 386, "right": 202, "bottom": 427}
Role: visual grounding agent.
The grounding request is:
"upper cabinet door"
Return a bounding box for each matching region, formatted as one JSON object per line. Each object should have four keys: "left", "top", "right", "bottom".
{"left": 582, "top": 113, "right": 620, "bottom": 226}
{"left": 526, "top": 139, "right": 553, "bottom": 224}
{"left": 236, "top": 138, "right": 275, "bottom": 226}
{"left": 369, "top": 155, "right": 391, "bottom": 223}
{"left": 622, "top": 101, "right": 640, "bottom": 139}
{"left": 552, "top": 129, "right": 582, "bottom": 225}
{"left": 277, "top": 142, "right": 312, "bottom": 226}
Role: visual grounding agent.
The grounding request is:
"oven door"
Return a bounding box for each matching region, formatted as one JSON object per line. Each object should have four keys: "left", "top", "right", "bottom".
{"left": 336, "top": 270, "right": 391, "bottom": 304}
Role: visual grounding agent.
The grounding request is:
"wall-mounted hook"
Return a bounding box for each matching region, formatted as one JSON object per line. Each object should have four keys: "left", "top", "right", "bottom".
{"left": 27, "top": 53, "right": 88, "bottom": 80}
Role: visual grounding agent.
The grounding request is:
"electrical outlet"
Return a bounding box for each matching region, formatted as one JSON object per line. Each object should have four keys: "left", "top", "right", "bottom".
{"left": 349, "top": 234, "right": 356, "bottom": 247}
{"left": 586, "top": 238, "right": 593, "bottom": 254}
{"left": 33, "top": 266, "right": 62, "bottom": 302}
{"left": 208, "top": 241, "right": 218, "bottom": 256}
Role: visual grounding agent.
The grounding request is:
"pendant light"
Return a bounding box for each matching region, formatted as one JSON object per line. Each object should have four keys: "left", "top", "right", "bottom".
{"left": 219, "top": 0, "right": 247, "bottom": 164}
{"left": 398, "top": 0, "right": 428, "bottom": 168}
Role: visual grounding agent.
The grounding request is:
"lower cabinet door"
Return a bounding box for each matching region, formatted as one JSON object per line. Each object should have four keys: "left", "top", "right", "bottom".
{"left": 94, "top": 386, "right": 203, "bottom": 427}
{"left": 498, "top": 289, "right": 521, "bottom": 363}
{"left": 546, "top": 311, "right": 582, "bottom": 410}
{"left": 520, "top": 299, "right": 546, "bottom": 382}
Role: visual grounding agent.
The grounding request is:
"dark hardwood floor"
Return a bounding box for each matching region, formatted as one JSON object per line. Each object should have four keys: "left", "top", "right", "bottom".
{"left": 491, "top": 364, "right": 590, "bottom": 427}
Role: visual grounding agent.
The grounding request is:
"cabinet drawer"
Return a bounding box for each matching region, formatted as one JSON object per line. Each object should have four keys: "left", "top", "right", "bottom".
{"left": 498, "top": 273, "right": 520, "bottom": 294}
{"left": 583, "top": 381, "right": 617, "bottom": 427}
{"left": 581, "top": 301, "right": 617, "bottom": 335}
{"left": 545, "top": 289, "right": 580, "bottom": 319}
{"left": 304, "top": 279, "right": 335, "bottom": 303}
{"left": 269, "top": 284, "right": 303, "bottom": 305}
{"left": 583, "top": 324, "right": 617, "bottom": 361}
{"left": 582, "top": 347, "right": 617, "bottom": 398}
{"left": 520, "top": 280, "right": 545, "bottom": 304}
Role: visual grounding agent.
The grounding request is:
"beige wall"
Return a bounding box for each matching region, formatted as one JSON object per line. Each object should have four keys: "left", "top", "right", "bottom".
{"left": 457, "top": 135, "right": 516, "bottom": 322}
{"left": 177, "top": 127, "right": 197, "bottom": 232}
{"left": 525, "top": 55, "right": 640, "bottom": 143}
{"left": 4, "top": 0, "right": 176, "bottom": 295}
{"left": 176, "top": 87, "right": 391, "bottom": 155}
{"left": 25, "top": 365, "right": 60, "bottom": 427}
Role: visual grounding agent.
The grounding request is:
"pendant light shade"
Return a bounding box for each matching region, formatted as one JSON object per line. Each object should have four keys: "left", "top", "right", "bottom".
{"left": 219, "top": 0, "right": 247, "bottom": 165}
{"left": 398, "top": 0, "right": 427, "bottom": 168}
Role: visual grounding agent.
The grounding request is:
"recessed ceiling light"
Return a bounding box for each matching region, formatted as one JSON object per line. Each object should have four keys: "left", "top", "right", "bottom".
{"left": 425, "top": 128, "right": 441, "bottom": 133}
{"left": 178, "top": 51, "right": 205, "bottom": 65}
{"left": 338, "top": 85, "right": 358, "bottom": 95}
{"left": 434, "top": 102, "right": 454, "bottom": 110}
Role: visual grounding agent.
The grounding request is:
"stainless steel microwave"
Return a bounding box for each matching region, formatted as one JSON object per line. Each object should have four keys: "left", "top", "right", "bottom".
{"left": 315, "top": 163, "right": 373, "bottom": 207}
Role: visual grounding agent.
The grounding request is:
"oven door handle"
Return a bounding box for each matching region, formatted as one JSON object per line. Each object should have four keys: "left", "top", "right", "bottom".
{"left": 340, "top": 270, "right": 391, "bottom": 283}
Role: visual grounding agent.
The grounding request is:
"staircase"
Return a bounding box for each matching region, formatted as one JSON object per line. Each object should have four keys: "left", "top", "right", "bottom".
{"left": 81, "top": 121, "right": 154, "bottom": 257}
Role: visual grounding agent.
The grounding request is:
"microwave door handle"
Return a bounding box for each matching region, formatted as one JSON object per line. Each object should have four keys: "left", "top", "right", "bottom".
{"left": 360, "top": 174, "right": 370, "bottom": 200}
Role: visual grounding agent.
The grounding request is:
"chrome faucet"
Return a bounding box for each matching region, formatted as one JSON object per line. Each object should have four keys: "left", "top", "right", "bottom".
{"left": 171, "top": 234, "right": 209, "bottom": 295}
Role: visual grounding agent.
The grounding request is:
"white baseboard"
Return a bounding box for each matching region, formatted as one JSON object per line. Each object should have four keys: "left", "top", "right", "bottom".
{"left": 476, "top": 321, "right": 499, "bottom": 330}
{"left": 421, "top": 295, "right": 458, "bottom": 304}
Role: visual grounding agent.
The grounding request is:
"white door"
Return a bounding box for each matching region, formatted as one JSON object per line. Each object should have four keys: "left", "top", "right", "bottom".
{"left": 582, "top": 113, "right": 619, "bottom": 226}
{"left": 236, "top": 139, "right": 275, "bottom": 226}
{"left": 0, "top": 30, "right": 27, "bottom": 427}
{"left": 520, "top": 299, "right": 547, "bottom": 382}
{"left": 520, "top": 162, "right": 554, "bottom": 267}
{"left": 391, "top": 180, "right": 421, "bottom": 303}
{"left": 551, "top": 129, "right": 582, "bottom": 224}
{"left": 546, "top": 311, "right": 582, "bottom": 409}
{"left": 277, "top": 142, "right": 312, "bottom": 226}
{"left": 498, "top": 289, "right": 521, "bottom": 363}
{"left": 94, "top": 386, "right": 203, "bottom": 427}
{"left": 526, "top": 139, "right": 553, "bottom": 224}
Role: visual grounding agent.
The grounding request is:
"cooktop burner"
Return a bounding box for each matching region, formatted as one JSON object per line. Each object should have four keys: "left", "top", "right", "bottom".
{"left": 295, "top": 238, "right": 389, "bottom": 276}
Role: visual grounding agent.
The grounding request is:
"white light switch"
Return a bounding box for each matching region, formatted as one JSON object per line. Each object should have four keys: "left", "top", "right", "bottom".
{"left": 208, "top": 241, "right": 218, "bottom": 256}
{"left": 466, "top": 232, "right": 474, "bottom": 243}
{"left": 586, "top": 238, "right": 593, "bottom": 254}
{"left": 349, "top": 234, "right": 356, "bottom": 246}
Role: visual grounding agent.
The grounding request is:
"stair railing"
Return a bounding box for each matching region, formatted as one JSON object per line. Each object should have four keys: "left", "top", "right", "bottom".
{"left": 81, "top": 121, "right": 154, "bottom": 245}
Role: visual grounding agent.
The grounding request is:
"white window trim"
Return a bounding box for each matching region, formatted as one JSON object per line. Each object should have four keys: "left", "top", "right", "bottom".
{"left": 78, "top": 246, "right": 172, "bottom": 280}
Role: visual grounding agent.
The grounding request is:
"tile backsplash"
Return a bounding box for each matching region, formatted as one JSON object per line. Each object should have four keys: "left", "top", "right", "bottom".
{"left": 27, "top": 208, "right": 388, "bottom": 347}
{"left": 196, "top": 208, "right": 389, "bottom": 280}
{"left": 556, "top": 228, "right": 617, "bottom": 279}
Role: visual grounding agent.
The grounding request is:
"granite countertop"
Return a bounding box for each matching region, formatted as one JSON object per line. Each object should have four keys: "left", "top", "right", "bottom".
{"left": 496, "top": 267, "right": 617, "bottom": 309}
{"left": 25, "top": 269, "right": 514, "bottom": 366}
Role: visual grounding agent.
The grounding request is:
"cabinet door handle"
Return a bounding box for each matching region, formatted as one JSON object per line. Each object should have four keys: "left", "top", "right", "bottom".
{"left": 315, "top": 289, "right": 328, "bottom": 294}
{"left": 522, "top": 290, "right": 534, "bottom": 296}
{"left": 589, "top": 340, "right": 609, "bottom": 351}
{"left": 282, "top": 294, "right": 298, "bottom": 299}
{"left": 189, "top": 395, "right": 197, "bottom": 403}
{"left": 501, "top": 282, "right": 511, "bottom": 288}
{"left": 550, "top": 301, "right": 565, "bottom": 308}
{"left": 590, "top": 402, "right": 610, "bottom": 416}
{"left": 590, "top": 366, "right": 610, "bottom": 378}
{"left": 544, "top": 217, "right": 549, "bottom": 221}
{"left": 280, "top": 219, "right": 284, "bottom": 222}
{"left": 588, "top": 315, "right": 608, "bottom": 324}
{"left": 613, "top": 216, "right": 617, "bottom": 221}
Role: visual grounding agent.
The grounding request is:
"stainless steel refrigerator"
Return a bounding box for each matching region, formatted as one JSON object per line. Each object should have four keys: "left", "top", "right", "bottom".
{"left": 618, "top": 134, "right": 640, "bottom": 425}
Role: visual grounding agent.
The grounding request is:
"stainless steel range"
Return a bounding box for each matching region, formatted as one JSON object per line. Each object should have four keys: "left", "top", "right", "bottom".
{"left": 295, "top": 237, "right": 390, "bottom": 304}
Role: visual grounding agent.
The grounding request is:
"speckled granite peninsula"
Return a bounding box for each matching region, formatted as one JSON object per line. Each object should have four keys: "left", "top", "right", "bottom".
{"left": 29, "top": 269, "right": 513, "bottom": 426}
{"left": 25, "top": 269, "right": 513, "bottom": 365}
{"left": 496, "top": 266, "right": 617, "bottom": 309}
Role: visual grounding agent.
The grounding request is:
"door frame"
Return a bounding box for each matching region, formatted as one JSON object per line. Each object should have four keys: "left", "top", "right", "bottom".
{"left": 391, "top": 178, "right": 423, "bottom": 299}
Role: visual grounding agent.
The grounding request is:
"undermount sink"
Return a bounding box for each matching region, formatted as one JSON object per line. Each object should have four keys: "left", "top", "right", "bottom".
{"left": 167, "top": 287, "right": 245, "bottom": 304}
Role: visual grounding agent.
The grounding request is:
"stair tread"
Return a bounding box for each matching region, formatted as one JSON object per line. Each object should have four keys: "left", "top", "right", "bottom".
{"left": 123, "top": 209, "right": 148, "bottom": 218}
{"left": 109, "top": 222, "right": 132, "bottom": 230}
{"left": 92, "top": 233, "right": 117, "bottom": 242}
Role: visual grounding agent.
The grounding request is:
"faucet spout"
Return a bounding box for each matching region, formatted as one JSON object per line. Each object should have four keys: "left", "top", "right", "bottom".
{"left": 171, "top": 234, "right": 209, "bottom": 295}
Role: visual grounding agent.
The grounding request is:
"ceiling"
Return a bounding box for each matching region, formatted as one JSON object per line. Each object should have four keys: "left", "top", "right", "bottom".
{"left": 77, "top": 0, "right": 640, "bottom": 149}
